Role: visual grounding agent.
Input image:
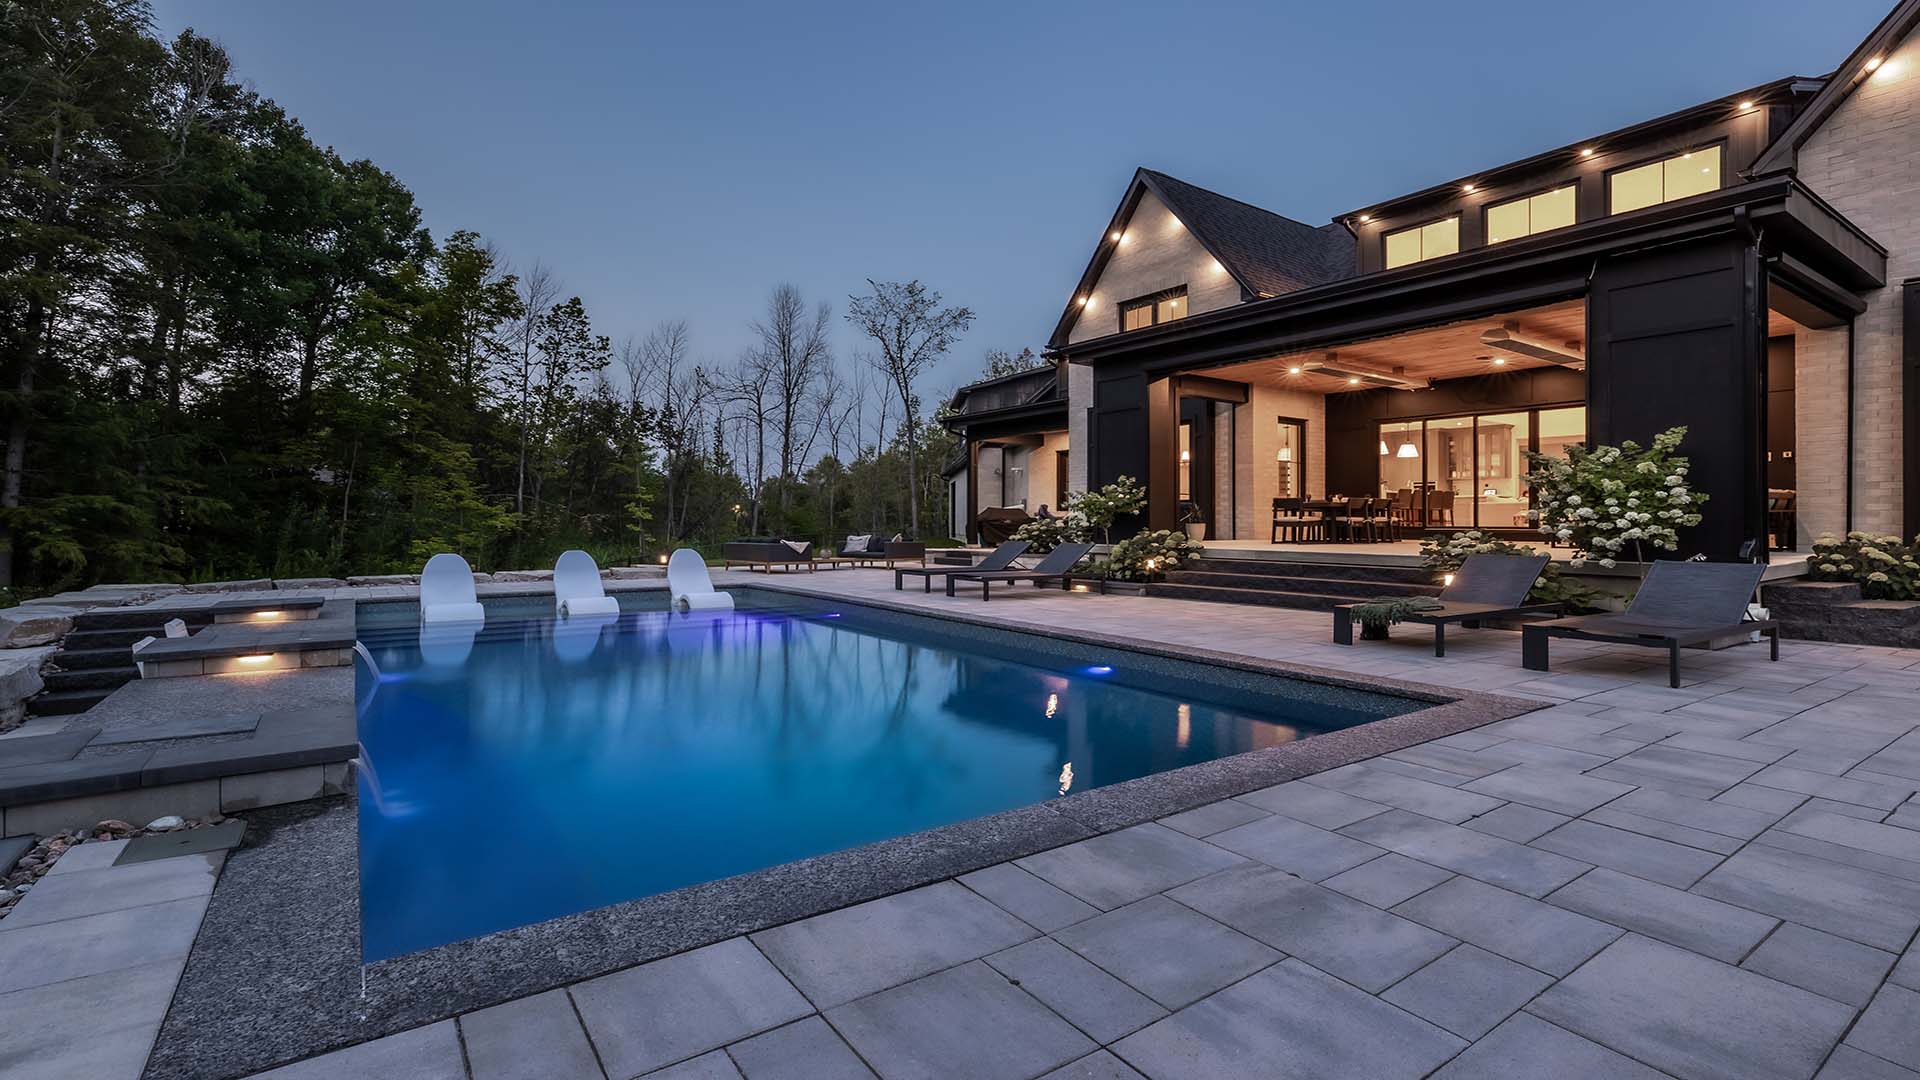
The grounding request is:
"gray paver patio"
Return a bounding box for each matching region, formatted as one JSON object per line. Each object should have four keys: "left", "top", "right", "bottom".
{"left": 39, "top": 571, "right": 1917, "bottom": 1080}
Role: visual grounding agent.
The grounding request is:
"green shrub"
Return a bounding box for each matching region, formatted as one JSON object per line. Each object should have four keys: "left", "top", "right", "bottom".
{"left": 1102, "top": 529, "right": 1203, "bottom": 581}
{"left": 1010, "top": 515, "right": 1090, "bottom": 554}
{"left": 1418, "top": 529, "right": 1603, "bottom": 611}
{"left": 1523, "top": 426, "right": 1705, "bottom": 568}
{"left": 1809, "top": 532, "right": 1920, "bottom": 600}
{"left": 1065, "top": 477, "right": 1146, "bottom": 544}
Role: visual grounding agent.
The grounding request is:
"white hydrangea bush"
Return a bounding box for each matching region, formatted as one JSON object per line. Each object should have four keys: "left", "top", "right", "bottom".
{"left": 1521, "top": 426, "right": 1706, "bottom": 568}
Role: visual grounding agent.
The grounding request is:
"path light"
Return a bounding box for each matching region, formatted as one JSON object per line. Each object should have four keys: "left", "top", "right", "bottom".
{"left": 658, "top": 554, "right": 668, "bottom": 565}
{"left": 250, "top": 610, "right": 284, "bottom": 622}
{"left": 1071, "top": 583, "right": 1090, "bottom": 593}
{"left": 1443, "top": 573, "right": 1455, "bottom": 587}
{"left": 237, "top": 653, "right": 274, "bottom": 665}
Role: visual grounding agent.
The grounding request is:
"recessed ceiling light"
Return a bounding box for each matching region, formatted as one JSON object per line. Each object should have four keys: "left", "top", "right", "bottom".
{"left": 1866, "top": 56, "right": 1884, "bottom": 72}
{"left": 1077, "top": 296, "right": 1089, "bottom": 307}
{"left": 1108, "top": 230, "right": 1121, "bottom": 242}
{"left": 1358, "top": 214, "right": 1371, "bottom": 223}
{"left": 1287, "top": 365, "right": 1302, "bottom": 375}
{"left": 1492, "top": 357, "right": 1508, "bottom": 366}
{"left": 1462, "top": 184, "right": 1476, "bottom": 193}
{"left": 1579, "top": 148, "right": 1594, "bottom": 157}
{"left": 1738, "top": 100, "right": 1754, "bottom": 110}
{"left": 1347, "top": 376, "right": 1361, "bottom": 385}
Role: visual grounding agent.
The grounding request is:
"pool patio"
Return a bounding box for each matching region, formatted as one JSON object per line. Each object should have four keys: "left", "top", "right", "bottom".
{"left": 6, "top": 570, "right": 1920, "bottom": 1079}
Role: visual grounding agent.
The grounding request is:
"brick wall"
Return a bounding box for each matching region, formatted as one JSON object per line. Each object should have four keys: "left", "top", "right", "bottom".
{"left": 1792, "top": 26, "right": 1920, "bottom": 539}
{"left": 1233, "top": 384, "right": 1328, "bottom": 540}
{"left": 1065, "top": 189, "right": 1244, "bottom": 346}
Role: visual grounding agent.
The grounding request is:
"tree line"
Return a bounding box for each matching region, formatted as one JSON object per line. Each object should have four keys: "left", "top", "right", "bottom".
{"left": 1, "top": 0, "right": 1000, "bottom": 595}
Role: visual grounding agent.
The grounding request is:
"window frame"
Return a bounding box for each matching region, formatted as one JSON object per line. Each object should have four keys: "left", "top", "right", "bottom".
{"left": 1604, "top": 140, "right": 1727, "bottom": 215}
{"left": 1483, "top": 181, "right": 1579, "bottom": 246}
{"left": 1116, "top": 284, "right": 1189, "bottom": 334}
{"left": 1382, "top": 213, "right": 1462, "bottom": 270}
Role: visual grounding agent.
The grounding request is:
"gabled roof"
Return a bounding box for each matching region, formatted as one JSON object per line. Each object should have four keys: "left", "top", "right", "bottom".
{"left": 1749, "top": 0, "right": 1920, "bottom": 176}
{"left": 1048, "top": 168, "right": 1354, "bottom": 349}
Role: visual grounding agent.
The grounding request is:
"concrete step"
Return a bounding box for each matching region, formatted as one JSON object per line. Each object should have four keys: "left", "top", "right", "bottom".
{"left": 46, "top": 646, "right": 135, "bottom": 671}
{"left": 41, "top": 667, "right": 137, "bottom": 694}
{"left": 60, "top": 626, "right": 166, "bottom": 650}
{"left": 1162, "top": 570, "right": 1442, "bottom": 598}
{"left": 25, "top": 688, "right": 111, "bottom": 717}
{"left": 1146, "top": 582, "right": 1383, "bottom": 612}
{"left": 1184, "top": 557, "right": 1435, "bottom": 586}
{"left": 69, "top": 608, "right": 209, "bottom": 632}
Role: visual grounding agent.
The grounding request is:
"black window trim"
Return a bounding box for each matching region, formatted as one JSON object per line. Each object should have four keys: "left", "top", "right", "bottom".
{"left": 1483, "top": 180, "right": 1581, "bottom": 246}
{"left": 1117, "top": 284, "right": 1190, "bottom": 334}
{"left": 1382, "top": 212, "right": 1463, "bottom": 269}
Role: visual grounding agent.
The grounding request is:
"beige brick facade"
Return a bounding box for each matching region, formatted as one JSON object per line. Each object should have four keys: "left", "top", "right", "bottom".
{"left": 1065, "top": 190, "right": 1243, "bottom": 346}
{"left": 1792, "top": 25, "right": 1920, "bottom": 540}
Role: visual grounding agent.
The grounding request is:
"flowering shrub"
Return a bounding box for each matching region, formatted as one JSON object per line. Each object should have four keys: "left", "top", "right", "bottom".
{"left": 1066, "top": 476, "right": 1147, "bottom": 543}
{"left": 1523, "top": 426, "right": 1705, "bottom": 569}
{"left": 1809, "top": 532, "right": 1920, "bottom": 600}
{"left": 1418, "top": 530, "right": 1603, "bottom": 611}
{"left": 1103, "top": 529, "right": 1203, "bottom": 581}
{"left": 1010, "top": 514, "right": 1090, "bottom": 554}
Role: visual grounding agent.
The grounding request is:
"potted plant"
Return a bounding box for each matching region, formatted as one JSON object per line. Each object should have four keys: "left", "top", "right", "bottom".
{"left": 1177, "top": 500, "right": 1207, "bottom": 542}
{"left": 1348, "top": 596, "right": 1445, "bottom": 640}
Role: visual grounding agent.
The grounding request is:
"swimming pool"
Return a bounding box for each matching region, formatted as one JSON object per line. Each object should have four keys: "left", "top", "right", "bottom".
{"left": 354, "top": 589, "right": 1421, "bottom": 961}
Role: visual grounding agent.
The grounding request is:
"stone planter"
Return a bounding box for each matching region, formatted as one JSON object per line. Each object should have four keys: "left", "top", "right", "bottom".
{"left": 1097, "top": 579, "right": 1148, "bottom": 596}
{"left": 1767, "top": 581, "right": 1920, "bottom": 647}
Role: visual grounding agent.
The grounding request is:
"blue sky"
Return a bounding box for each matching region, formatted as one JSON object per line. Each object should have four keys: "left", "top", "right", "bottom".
{"left": 151, "top": 0, "right": 1889, "bottom": 395}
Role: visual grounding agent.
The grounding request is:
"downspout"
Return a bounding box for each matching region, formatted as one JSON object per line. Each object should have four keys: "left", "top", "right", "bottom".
{"left": 1846, "top": 317, "right": 1857, "bottom": 533}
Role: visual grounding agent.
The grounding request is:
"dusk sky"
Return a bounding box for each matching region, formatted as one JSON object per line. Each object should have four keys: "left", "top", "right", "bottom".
{"left": 151, "top": 0, "right": 1889, "bottom": 397}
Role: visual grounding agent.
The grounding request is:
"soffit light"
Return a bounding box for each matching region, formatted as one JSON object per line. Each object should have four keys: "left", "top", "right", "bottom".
{"left": 1109, "top": 230, "right": 1122, "bottom": 242}
{"left": 1737, "top": 100, "right": 1754, "bottom": 110}
{"left": 1579, "top": 148, "right": 1595, "bottom": 157}
{"left": 1866, "top": 56, "right": 1883, "bottom": 72}
{"left": 1287, "top": 365, "right": 1303, "bottom": 375}
{"left": 1462, "top": 184, "right": 1477, "bottom": 194}
{"left": 1357, "top": 214, "right": 1371, "bottom": 223}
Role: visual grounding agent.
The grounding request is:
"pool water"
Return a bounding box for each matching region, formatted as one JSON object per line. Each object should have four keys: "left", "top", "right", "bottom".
{"left": 354, "top": 591, "right": 1417, "bottom": 960}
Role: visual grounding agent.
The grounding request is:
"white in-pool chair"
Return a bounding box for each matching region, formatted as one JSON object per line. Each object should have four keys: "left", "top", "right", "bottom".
{"left": 419, "top": 553, "right": 485, "bottom": 623}
{"left": 667, "top": 548, "right": 734, "bottom": 611}
{"left": 553, "top": 549, "right": 621, "bottom": 618}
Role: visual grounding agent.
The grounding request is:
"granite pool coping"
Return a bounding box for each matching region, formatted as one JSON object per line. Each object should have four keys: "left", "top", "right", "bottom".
{"left": 147, "top": 584, "right": 1541, "bottom": 1080}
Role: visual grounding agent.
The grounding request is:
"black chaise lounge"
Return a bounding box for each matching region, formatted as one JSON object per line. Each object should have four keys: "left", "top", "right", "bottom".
{"left": 1522, "top": 559, "right": 1778, "bottom": 688}
{"left": 947, "top": 543, "right": 1095, "bottom": 599}
{"left": 1333, "top": 552, "right": 1559, "bottom": 656}
{"left": 894, "top": 540, "right": 1029, "bottom": 592}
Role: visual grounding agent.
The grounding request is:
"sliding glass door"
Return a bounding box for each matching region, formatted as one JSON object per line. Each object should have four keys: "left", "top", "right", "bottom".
{"left": 1375, "top": 405, "right": 1584, "bottom": 528}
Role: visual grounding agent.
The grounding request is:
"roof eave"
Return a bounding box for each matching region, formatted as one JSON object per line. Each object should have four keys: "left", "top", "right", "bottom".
{"left": 1749, "top": 0, "right": 1920, "bottom": 176}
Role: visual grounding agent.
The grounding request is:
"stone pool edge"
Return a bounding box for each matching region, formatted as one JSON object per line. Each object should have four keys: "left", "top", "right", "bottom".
{"left": 145, "top": 587, "right": 1541, "bottom": 1080}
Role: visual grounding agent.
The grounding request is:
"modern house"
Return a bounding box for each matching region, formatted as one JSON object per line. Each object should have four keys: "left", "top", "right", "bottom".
{"left": 950, "top": 0, "right": 1920, "bottom": 560}
{"left": 942, "top": 361, "right": 1069, "bottom": 542}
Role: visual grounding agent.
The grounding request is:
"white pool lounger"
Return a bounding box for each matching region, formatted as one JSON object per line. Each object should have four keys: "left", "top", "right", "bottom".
{"left": 419, "top": 553, "right": 486, "bottom": 624}
{"left": 553, "top": 549, "right": 622, "bottom": 618}
{"left": 668, "top": 549, "right": 734, "bottom": 612}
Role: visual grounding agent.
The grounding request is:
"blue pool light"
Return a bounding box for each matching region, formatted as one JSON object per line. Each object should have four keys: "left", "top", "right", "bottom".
{"left": 1084, "top": 664, "right": 1114, "bottom": 676}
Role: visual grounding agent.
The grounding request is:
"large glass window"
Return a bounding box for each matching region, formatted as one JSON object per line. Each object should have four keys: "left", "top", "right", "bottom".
{"left": 1485, "top": 185, "right": 1577, "bottom": 245}
{"left": 1120, "top": 287, "right": 1188, "bottom": 332}
{"left": 1383, "top": 216, "right": 1460, "bottom": 269}
{"left": 1609, "top": 146, "right": 1722, "bottom": 214}
{"left": 1375, "top": 406, "right": 1585, "bottom": 528}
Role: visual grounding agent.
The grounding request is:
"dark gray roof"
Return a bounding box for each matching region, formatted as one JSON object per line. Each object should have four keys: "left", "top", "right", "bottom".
{"left": 1140, "top": 169, "right": 1356, "bottom": 296}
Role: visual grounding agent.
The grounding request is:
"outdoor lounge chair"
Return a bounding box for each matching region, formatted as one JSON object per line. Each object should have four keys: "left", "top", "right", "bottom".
{"left": 947, "top": 542, "right": 1095, "bottom": 599}
{"left": 553, "top": 549, "right": 622, "bottom": 618}
{"left": 1333, "top": 552, "right": 1559, "bottom": 656}
{"left": 1521, "top": 559, "right": 1778, "bottom": 688}
{"left": 668, "top": 548, "right": 735, "bottom": 612}
{"left": 419, "top": 553, "right": 485, "bottom": 623}
{"left": 894, "top": 540, "right": 1029, "bottom": 592}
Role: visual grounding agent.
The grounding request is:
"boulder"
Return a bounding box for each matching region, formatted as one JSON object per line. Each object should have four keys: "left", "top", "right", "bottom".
{"left": 0, "top": 647, "right": 52, "bottom": 730}
{"left": 0, "top": 605, "right": 79, "bottom": 648}
{"left": 183, "top": 578, "right": 274, "bottom": 593}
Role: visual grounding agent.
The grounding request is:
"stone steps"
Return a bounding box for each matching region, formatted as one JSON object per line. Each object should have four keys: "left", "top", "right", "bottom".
{"left": 41, "top": 667, "right": 136, "bottom": 694}
{"left": 41, "top": 645, "right": 130, "bottom": 671}
{"left": 23, "top": 688, "right": 108, "bottom": 717}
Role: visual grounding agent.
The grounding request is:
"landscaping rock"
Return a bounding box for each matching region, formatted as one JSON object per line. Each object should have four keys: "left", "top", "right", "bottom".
{"left": 0, "top": 646, "right": 52, "bottom": 731}
{"left": 146, "top": 815, "right": 186, "bottom": 831}
{"left": 493, "top": 569, "right": 554, "bottom": 582}
{"left": 608, "top": 566, "right": 665, "bottom": 579}
{"left": 184, "top": 578, "right": 274, "bottom": 593}
{"left": 345, "top": 574, "right": 416, "bottom": 586}
{"left": 274, "top": 577, "right": 346, "bottom": 589}
{"left": 0, "top": 605, "right": 79, "bottom": 648}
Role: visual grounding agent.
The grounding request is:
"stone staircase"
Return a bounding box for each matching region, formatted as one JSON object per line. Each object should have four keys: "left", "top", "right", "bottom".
{"left": 1149, "top": 556, "right": 1443, "bottom": 611}
{"left": 27, "top": 608, "right": 210, "bottom": 717}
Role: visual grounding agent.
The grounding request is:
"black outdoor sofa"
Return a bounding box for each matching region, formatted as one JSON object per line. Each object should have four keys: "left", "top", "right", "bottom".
{"left": 946, "top": 543, "right": 1095, "bottom": 599}
{"left": 1333, "top": 552, "right": 1560, "bottom": 657}
{"left": 822, "top": 536, "right": 928, "bottom": 569}
{"left": 721, "top": 539, "right": 816, "bottom": 572}
{"left": 895, "top": 540, "right": 1029, "bottom": 592}
{"left": 1522, "top": 559, "right": 1778, "bottom": 688}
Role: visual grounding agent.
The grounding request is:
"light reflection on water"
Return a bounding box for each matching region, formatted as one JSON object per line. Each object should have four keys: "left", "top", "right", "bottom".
{"left": 354, "top": 601, "right": 1400, "bottom": 961}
